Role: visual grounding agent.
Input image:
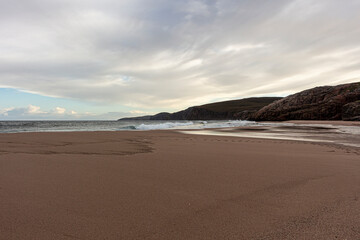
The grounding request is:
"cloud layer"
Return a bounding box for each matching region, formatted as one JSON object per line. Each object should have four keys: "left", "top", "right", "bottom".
{"left": 0, "top": 104, "right": 136, "bottom": 120}
{"left": 1, "top": 0, "right": 360, "bottom": 111}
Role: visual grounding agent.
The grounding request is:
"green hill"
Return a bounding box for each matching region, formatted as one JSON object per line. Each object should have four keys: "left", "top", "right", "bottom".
{"left": 120, "top": 97, "right": 282, "bottom": 120}
{"left": 199, "top": 97, "right": 282, "bottom": 113}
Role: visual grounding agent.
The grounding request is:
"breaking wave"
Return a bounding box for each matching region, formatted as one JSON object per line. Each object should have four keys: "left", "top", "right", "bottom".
{"left": 136, "top": 121, "right": 195, "bottom": 130}
{"left": 134, "top": 120, "right": 256, "bottom": 130}
{"left": 0, "top": 120, "right": 257, "bottom": 133}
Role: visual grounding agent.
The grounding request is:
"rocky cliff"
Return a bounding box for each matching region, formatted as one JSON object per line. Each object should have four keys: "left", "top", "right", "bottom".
{"left": 253, "top": 82, "right": 360, "bottom": 121}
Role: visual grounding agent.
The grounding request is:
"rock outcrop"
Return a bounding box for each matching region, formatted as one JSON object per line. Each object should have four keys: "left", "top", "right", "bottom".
{"left": 253, "top": 82, "right": 360, "bottom": 121}
{"left": 342, "top": 100, "right": 360, "bottom": 121}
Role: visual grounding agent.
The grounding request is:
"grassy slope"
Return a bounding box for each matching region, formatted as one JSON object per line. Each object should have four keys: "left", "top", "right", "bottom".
{"left": 198, "top": 97, "right": 283, "bottom": 113}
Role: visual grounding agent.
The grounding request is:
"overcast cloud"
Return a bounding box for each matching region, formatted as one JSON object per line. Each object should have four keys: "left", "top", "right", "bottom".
{"left": 0, "top": 104, "right": 139, "bottom": 120}
{"left": 1, "top": 0, "right": 360, "bottom": 112}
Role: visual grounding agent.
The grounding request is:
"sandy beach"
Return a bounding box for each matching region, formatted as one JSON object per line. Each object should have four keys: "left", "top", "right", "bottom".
{"left": 1, "top": 127, "right": 360, "bottom": 239}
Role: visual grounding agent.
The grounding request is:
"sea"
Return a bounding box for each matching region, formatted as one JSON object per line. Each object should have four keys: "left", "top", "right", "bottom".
{"left": 0, "top": 120, "right": 257, "bottom": 133}
{"left": 1, "top": 120, "right": 359, "bottom": 148}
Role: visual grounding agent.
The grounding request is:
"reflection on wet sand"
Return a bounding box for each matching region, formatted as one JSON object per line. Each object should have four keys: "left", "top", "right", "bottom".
{"left": 181, "top": 123, "right": 360, "bottom": 148}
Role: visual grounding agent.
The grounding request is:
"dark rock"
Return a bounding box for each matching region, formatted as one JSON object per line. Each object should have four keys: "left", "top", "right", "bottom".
{"left": 233, "top": 110, "right": 257, "bottom": 120}
{"left": 253, "top": 82, "right": 360, "bottom": 121}
{"left": 120, "top": 115, "right": 152, "bottom": 121}
{"left": 342, "top": 101, "right": 360, "bottom": 121}
{"left": 150, "top": 112, "right": 172, "bottom": 120}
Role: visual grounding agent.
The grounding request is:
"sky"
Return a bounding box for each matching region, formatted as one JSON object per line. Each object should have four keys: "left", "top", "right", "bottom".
{"left": 1, "top": 0, "right": 360, "bottom": 120}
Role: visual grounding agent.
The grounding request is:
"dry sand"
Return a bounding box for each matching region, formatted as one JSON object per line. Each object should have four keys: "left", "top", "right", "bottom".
{"left": 0, "top": 129, "right": 360, "bottom": 239}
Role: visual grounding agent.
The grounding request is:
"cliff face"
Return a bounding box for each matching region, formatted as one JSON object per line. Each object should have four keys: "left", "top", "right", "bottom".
{"left": 342, "top": 101, "right": 360, "bottom": 121}
{"left": 253, "top": 82, "right": 360, "bottom": 121}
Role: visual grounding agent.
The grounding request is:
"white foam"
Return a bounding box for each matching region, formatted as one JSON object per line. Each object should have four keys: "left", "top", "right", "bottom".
{"left": 136, "top": 121, "right": 195, "bottom": 130}
{"left": 335, "top": 125, "right": 360, "bottom": 135}
{"left": 201, "top": 120, "right": 256, "bottom": 129}
{"left": 135, "top": 120, "right": 256, "bottom": 130}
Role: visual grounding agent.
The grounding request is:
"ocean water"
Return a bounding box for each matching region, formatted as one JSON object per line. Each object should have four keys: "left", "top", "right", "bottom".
{"left": 1, "top": 120, "right": 359, "bottom": 148}
{"left": 0, "top": 120, "right": 257, "bottom": 133}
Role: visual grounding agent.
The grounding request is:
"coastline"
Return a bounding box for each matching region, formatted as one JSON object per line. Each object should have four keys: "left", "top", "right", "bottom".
{"left": 181, "top": 120, "right": 360, "bottom": 149}
{"left": 282, "top": 120, "right": 360, "bottom": 127}
{"left": 1, "top": 124, "right": 360, "bottom": 239}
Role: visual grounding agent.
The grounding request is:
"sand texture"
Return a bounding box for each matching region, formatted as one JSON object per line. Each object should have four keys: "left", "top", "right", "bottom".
{"left": 1, "top": 130, "right": 360, "bottom": 239}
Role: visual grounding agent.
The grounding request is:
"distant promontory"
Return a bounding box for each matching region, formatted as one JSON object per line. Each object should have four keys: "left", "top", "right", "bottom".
{"left": 119, "top": 97, "right": 282, "bottom": 121}
{"left": 119, "top": 82, "right": 360, "bottom": 121}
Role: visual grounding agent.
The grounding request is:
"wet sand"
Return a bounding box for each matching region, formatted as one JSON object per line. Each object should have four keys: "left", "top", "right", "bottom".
{"left": 284, "top": 120, "right": 360, "bottom": 127}
{"left": 182, "top": 121, "right": 360, "bottom": 148}
{"left": 1, "top": 129, "right": 360, "bottom": 239}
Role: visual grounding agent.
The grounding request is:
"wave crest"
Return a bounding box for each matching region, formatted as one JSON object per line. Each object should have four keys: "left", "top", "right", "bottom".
{"left": 136, "top": 122, "right": 194, "bottom": 130}
{"left": 135, "top": 120, "right": 255, "bottom": 130}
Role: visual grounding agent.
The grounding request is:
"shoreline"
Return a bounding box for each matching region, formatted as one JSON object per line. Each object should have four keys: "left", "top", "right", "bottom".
{"left": 1, "top": 127, "right": 360, "bottom": 239}
{"left": 0, "top": 119, "right": 359, "bottom": 132}
{"left": 1, "top": 120, "right": 359, "bottom": 150}
{"left": 280, "top": 120, "right": 360, "bottom": 127}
